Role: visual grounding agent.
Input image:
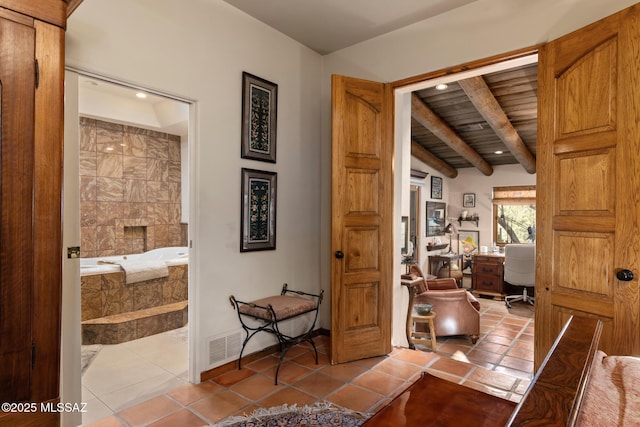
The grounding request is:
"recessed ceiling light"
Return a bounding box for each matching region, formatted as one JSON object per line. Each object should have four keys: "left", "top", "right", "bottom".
{"left": 435, "top": 83, "right": 448, "bottom": 91}
{"left": 136, "top": 92, "right": 147, "bottom": 99}
{"left": 494, "top": 150, "right": 504, "bottom": 155}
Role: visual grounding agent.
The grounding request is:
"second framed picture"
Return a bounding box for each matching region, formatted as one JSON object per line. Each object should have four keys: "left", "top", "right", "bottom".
{"left": 241, "top": 72, "right": 278, "bottom": 163}
{"left": 240, "top": 168, "right": 277, "bottom": 252}
{"left": 431, "top": 176, "right": 443, "bottom": 199}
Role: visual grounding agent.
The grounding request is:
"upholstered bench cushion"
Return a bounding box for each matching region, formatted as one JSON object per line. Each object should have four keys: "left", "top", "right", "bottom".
{"left": 239, "top": 295, "right": 317, "bottom": 321}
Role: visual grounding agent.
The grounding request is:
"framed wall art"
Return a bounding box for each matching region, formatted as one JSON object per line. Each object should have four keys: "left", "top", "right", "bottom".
{"left": 463, "top": 193, "right": 476, "bottom": 208}
{"left": 241, "top": 72, "right": 278, "bottom": 163}
{"left": 431, "top": 176, "right": 443, "bottom": 199}
{"left": 240, "top": 168, "right": 277, "bottom": 252}
{"left": 426, "top": 201, "right": 446, "bottom": 236}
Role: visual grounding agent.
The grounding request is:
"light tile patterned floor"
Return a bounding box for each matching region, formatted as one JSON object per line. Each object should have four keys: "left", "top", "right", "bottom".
{"left": 83, "top": 298, "right": 534, "bottom": 426}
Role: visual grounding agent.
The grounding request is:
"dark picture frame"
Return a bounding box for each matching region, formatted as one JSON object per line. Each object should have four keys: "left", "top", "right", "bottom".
{"left": 431, "top": 176, "right": 443, "bottom": 199}
{"left": 240, "top": 168, "right": 277, "bottom": 252}
{"left": 241, "top": 72, "right": 278, "bottom": 163}
{"left": 426, "top": 201, "right": 446, "bottom": 236}
{"left": 463, "top": 193, "right": 476, "bottom": 208}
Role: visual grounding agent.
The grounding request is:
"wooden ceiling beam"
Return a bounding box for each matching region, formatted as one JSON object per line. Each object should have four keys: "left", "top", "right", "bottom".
{"left": 411, "top": 140, "right": 458, "bottom": 178}
{"left": 411, "top": 93, "right": 493, "bottom": 176}
{"left": 458, "top": 76, "right": 536, "bottom": 174}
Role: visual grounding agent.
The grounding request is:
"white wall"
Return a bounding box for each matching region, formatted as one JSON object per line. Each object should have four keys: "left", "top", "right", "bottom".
{"left": 65, "top": 0, "right": 323, "bottom": 389}
{"left": 321, "top": 0, "right": 639, "bottom": 345}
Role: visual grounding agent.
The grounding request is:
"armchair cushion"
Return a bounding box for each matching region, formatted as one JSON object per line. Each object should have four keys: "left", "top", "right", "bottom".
{"left": 414, "top": 288, "right": 480, "bottom": 342}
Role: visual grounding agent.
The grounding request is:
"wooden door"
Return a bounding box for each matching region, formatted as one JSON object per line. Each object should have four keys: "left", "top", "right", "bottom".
{"left": 536, "top": 4, "right": 640, "bottom": 365}
{"left": 330, "top": 75, "right": 393, "bottom": 364}
{"left": 0, "top": 10, "right": 35, "bottom": 402}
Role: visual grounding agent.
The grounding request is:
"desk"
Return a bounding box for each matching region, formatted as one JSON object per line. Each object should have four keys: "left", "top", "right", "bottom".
{"left": 472, "top": 253, "right": 505, "bottom": 299}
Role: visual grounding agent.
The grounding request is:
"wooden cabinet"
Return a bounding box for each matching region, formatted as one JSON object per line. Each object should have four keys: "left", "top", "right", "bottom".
{"left": 0, "top": 1, "right": 65, "bottom": 425}
{"left": 472, "top": 254, "right": 505, "bottom": 297}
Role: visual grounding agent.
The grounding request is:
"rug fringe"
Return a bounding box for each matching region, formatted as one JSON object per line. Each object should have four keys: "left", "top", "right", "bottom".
{"left": 211, "top": 401, "right": 368, "bottom": 426}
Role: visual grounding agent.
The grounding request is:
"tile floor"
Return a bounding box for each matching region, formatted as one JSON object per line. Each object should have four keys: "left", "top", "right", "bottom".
{"left": 83, "top": 297, "right": 534, "bottom": 426}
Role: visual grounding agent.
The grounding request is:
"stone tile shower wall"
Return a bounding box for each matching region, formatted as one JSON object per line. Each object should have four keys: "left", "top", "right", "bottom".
{"left": 80, "top": 117, "right": 185, "bottom": 258}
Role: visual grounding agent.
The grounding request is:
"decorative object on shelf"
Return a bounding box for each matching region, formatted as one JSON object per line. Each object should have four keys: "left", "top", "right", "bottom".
{"left": 426, "top": 201, "right": 446, "bottom": 236}
{"left": 240, "top": 168, "right": 277, "bottom": 252}
{"left": 459, "top": 230, "right": 479, "bottom": 274}
{"left": 241, "top": 72, "right": 278, "bottom": 163}
{"left": 431, "top": 176, "right": 443, "bottom": 199}
{"left": 458, "top": 213, "right": 479, "bottom": 226}
{"left": 426, "top": 242, "right": 449, "bottom": 251}
{"left": 463, "top": 192, "right": 476, "bottom": 207}
{"left": 444, "top": 222, "right": 457, "bottom": 254}
{"left": 413, "top": 303, "right": 432, "bottom": 315}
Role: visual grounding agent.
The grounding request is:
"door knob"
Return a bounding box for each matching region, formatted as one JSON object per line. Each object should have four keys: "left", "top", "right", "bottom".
{"left": 335, "top": 251, "right": 344, "bottom": 259}
{"left": 616, "top": 269, "right": 634, "bottom": 281}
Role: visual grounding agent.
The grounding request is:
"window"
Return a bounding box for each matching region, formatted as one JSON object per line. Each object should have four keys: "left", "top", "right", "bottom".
{"left": 492, "top": 185, "right": 536, "bottom": 245}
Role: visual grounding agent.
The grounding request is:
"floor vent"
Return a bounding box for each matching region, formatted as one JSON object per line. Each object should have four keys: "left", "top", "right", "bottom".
{"left": 207, "top": 331, "right": 242, "bottom": 367}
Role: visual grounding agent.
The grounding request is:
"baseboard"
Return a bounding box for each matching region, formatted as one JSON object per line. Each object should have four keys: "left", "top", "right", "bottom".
{"left": 200, "top": 328, "right": 329, "bottom": 382}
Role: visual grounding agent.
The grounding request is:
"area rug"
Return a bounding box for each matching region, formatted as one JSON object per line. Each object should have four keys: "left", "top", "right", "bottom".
{"left": 210, "top": 401, "right": 369, "bottom": 427}
{"left": 81, "top": 344, "right": 102, "bottom": 375}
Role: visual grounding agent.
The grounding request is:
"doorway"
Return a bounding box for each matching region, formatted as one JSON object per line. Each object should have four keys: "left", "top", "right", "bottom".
{"left": 65, "top": 71, "right": 194, "bottom": 424}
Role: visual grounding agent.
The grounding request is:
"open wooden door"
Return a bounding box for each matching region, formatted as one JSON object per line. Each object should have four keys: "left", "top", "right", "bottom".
{"left": 536, "top": 4, "right": 640, "bottom": 366}
{"left": 330, "top": 75, "right": 393, "bottom": 364}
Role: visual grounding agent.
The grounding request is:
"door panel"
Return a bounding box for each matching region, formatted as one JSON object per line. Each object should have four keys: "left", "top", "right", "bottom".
{"left": 536, "top": 4, "right": 640, "bottom": 365}
{"left": 0, "top": 15, "right": 35, "bottom": 402}
{"left": 331, "top": 75, "right": 392, "bottom": 364}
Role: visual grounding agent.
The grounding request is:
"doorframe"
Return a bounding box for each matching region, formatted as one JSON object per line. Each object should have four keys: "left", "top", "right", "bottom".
{"left": 389, "top": 46, "right": 539, "bottom": 347}
{"left": 61, "top": 69, "right": 200, "bottom": 424}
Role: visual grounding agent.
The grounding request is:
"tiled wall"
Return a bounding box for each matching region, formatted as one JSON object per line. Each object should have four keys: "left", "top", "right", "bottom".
{"left": 80, "top": 117, "right": 185, "bottom": 258}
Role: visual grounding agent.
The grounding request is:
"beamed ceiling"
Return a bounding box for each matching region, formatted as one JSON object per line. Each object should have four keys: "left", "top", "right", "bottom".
{"left": 411, "top": 62, "right": 538, "bottom": 178}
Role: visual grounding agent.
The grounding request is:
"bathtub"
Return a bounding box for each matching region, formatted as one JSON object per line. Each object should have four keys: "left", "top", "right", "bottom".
{"left": 81, "top": 246, "right": 189, "bottom": 345}
{"left": 80, "top": 246, "right": 188, "bottom": 276}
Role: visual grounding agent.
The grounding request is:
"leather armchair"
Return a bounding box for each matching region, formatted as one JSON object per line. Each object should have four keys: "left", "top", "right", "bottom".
{"left": 407, "top": 264, "right": 480, "bottom": 344}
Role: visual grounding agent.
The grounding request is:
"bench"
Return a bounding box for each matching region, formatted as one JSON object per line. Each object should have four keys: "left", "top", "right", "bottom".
{"left": 229, "top": 284, "right": 324, "bottom": 384}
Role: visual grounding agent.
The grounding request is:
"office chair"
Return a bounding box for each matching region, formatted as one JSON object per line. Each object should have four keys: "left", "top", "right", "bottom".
{"left": 504, "top": 244, "right": 535, "bottom": 308}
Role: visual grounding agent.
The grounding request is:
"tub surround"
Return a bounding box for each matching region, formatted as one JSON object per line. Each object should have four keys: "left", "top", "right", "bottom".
{"left": 79, "top": 117, "right": 185, "bottom": 258}
{"left": 81, "top": 262, "right": 187, "bottom": 345}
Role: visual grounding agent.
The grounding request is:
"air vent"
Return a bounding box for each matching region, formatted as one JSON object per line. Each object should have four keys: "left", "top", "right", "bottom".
{"left": 207, "top": 330, "right": 242, "bottom": 367}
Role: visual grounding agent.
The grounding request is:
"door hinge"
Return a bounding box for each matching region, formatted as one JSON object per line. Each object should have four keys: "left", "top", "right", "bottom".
{"left": 35, "top": 59, "right": 39, "bottom": 89}
{"left": 31, "top": 340, "right": 36, "bottom": 368}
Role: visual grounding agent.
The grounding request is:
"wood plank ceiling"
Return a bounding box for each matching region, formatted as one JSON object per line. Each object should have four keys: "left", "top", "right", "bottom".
{"left": 411, "top": 62, "right": 538, "bottom": 178}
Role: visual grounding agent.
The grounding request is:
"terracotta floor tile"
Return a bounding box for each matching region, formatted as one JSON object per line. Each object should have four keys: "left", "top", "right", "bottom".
{"left": 292, "top": 372, "right": 346, "bottom": 398}
{"left": 258, "top": 387, "right": 317, "bottom": 408}
{"left": 437, "top": 343, "right": 472, "bottom": 358}
{"left": 189, "top": 391, "right": 251, "bottom": 423}
{"left": 84, "top": 416, "right": 126, "bottom": 427}
{"left": 474, "top": 341, "right": 510, "bottom": 355}
{"left": 326, "top": 384, "right": 384, "bottom": 413}
{"left": 392, "top": 348, "right": 438, "bottom": 366}
{"left": 262, "top": 361, "right": 313, "bottom": 384}
{"left": 494, "top": 365, "right": 533, "bottom": 380}
{"left": 146, "top": 409, "right": 209, "bottom": 427}
{"left": 507, "top": 345, "right": 534, "bottom": 360}
{"left": 351, "top": 355, "right": 387, "bottom": 369}
{"left": 229, "top": 373, "right": 279, "bottom": 401}
{"left": 292, "top": 350, "right": 331, "bottom": 369}
{"left": 427, "top": 357, "right": 475, "bottom": 378}
{"left": 484, "top": 334, "right": 516, "bottom": 346}
{"left": 320, "top": 363, "right": 368, "bottom": 382}
{"left": 500, "top": 355, "right": 534, "bottom": 372}
{"left": 245, "top": 355, "right": 280, "bottom": 372}
{"left": 491, "top": 327, "right": 521, "bottom": 339}
{"left": 373, "top": 358, "right": 424, "bottom": 380}
{"left": 515, "top": 378, "right": 531, "bottom": 394}
{"left": 212, "top": 367, "right": 256, "bottom": 387}
{"left": 118, "top": 396, "right": 182, "bottom": 426}
{"left": 167, "top": 381, "right": 221, "bottom": 405}
{"left": 275, "top": 345, "right": 311, "bottom": 360}
{"left": 467, "top": 348, "right": 503, "bottom": 365}
{"left": 468, "top": 366, "right": 517, "bottom": 391}
{"left": 352, "top": 370, "right": 406, "bottom": 396}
